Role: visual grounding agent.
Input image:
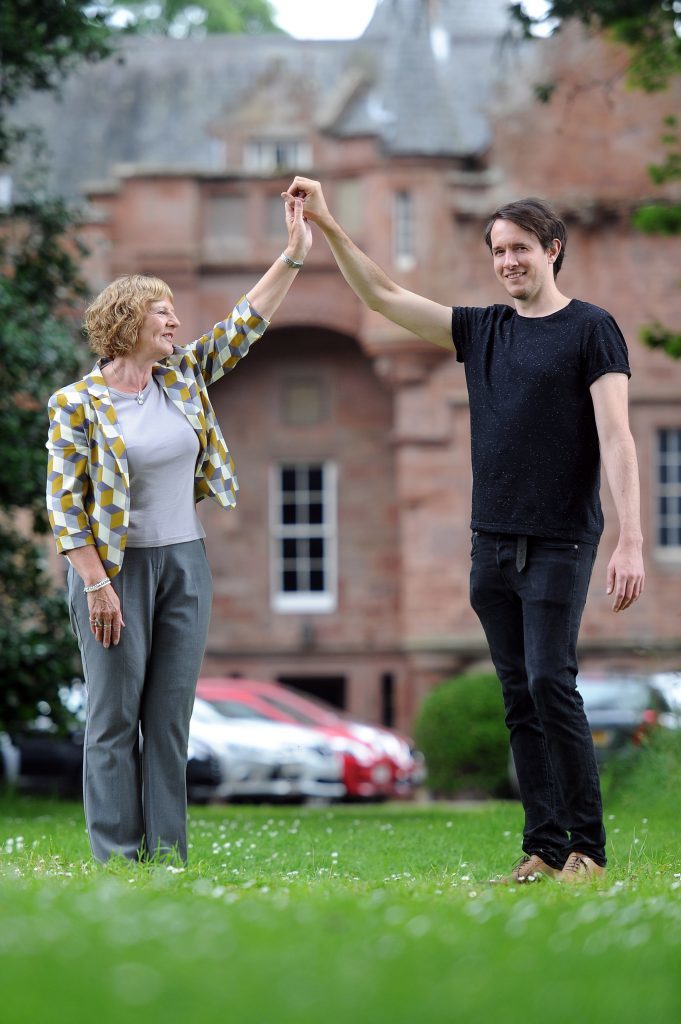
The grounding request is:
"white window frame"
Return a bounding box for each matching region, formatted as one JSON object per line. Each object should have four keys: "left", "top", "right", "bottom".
{"left": 244, "top": 139, "right": 312, "bottom": 174}
{"left": 393, "top": 189, "right": 416, "bottom": 272}
{"left": 655, "top": 427, "right": 681, "bottom": 562}
{"left": 270, "top": 461, "right": 338, "bottom": 613}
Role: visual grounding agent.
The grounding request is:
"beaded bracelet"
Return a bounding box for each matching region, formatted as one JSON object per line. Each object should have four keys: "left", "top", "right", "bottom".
{"left": 83, "top": 577, "right": 112, "bottom": 594}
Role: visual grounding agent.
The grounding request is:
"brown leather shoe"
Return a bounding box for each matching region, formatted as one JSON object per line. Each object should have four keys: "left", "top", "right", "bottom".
{"left": 493, "top": 854, "right": 561, "bottom": 885}
{"left": 558, "top": 852, "right": 606, "bottom": 884}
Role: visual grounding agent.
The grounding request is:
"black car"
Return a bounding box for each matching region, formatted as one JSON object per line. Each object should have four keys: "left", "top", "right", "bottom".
{"left": 1, "top": 686, "right": 223, "bottom": 803}
{"left": 508, "top": 673, "right": 679, "bottom": 793}
{"left": 578, "top": 674, "right": 679, "bottom": 765}
{"left": 1, "top": 692, "right": 85, "bottom": 798}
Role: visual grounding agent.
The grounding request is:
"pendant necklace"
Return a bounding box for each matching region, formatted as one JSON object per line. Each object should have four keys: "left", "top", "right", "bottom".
{"left": 112, "top": 361, "right": 148, "bottom": 405}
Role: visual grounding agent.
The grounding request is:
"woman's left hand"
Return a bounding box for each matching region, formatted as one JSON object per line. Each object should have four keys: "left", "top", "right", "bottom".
{"left": 284, "top": 196, "right": 313, "bottom": 265}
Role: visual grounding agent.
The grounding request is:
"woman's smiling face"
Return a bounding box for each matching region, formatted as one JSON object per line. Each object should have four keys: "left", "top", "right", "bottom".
{"left": 136, "top": 297, "right": 180, "bottom": 361}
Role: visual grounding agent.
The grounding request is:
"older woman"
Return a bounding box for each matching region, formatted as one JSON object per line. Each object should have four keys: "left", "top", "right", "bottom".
{"left": 46, "top": 198, "right": 311, "bottom": 863}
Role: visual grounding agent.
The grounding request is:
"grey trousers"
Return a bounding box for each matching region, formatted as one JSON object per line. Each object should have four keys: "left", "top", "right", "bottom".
{"left": 68, "top": 540, "right": 212, "bottom": 863}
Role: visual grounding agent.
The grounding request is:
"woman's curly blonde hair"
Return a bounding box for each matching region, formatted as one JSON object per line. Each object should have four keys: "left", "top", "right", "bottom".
{"left": 84, "top": 274, "right": 174, "bottom": 359}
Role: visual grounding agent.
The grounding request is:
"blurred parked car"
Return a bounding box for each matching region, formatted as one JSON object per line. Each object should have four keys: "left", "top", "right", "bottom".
{"left": 0, "top": 689, "right": 86, "bottom": 798}
{"left": 185, "top": 736, "right": 224, "bottom": 804}
{"left": 650, "top": 672, "right": 681, "bottom": 715}
{"left": 190, "top": 697, "right": 345, "bottom": 802}
{"left": 1, "top": 687, "right": 241, "bottom": 804}
{"left": 196, "top": 678, "right": 425, "bottom": 799}
{"left": 578, "top": 673, "right": 679, "bottom": 764}
{"left": 508, "top": 673, "right": 679, "bottom": 795}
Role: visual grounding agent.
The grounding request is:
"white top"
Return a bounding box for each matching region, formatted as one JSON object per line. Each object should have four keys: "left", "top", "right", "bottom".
{"left": 109, "top": 378, "right": 206, "bottom": 548}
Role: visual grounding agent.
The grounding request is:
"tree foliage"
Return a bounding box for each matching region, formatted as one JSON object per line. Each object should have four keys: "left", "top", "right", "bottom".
{"left": 514, "top": 0, "right": 681, "bottom": 359}
{"left": 0, "top": 3, "right": 108, "bottom": 732}
{"left": 95, "top": 0, "right": 281, "bottom": 36}
{"left": 513, "top": 0, "right": 681, "bottom": 91}
{"left": 0, "top": 524, "right": 85, "bottom": 733}
{"left": 0, "top": 192, "right": 91, "bottom": 733}
{"left": 0, "top": 1, "right": 112, "bottom": 163}
{"left": 0, "top": 197, "right": 87, "bottom": 522}
{"left": 635, "top": 115, "right": 681, "bottom": 360}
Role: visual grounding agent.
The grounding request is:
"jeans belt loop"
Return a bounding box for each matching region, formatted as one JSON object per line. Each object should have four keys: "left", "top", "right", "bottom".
{"left": 516, "top": 535, "right": 528, "bottom": 573}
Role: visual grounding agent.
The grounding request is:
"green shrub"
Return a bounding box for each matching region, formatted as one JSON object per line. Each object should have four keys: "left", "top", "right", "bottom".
{"left": 413, "top": 673, "right": 509, "bottom": 797}
{"left": 601, "top": 727, "right": 681, "bottom": 811}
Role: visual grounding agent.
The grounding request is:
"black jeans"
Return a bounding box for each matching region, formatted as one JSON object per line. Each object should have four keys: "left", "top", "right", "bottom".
{"left": 470, "top": 531, "right": 606, "bottom": 868}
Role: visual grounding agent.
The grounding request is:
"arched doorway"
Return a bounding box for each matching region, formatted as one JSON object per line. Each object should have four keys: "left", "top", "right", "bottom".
{"left": 197, "top": 325, "right": 404, "bottom": 722}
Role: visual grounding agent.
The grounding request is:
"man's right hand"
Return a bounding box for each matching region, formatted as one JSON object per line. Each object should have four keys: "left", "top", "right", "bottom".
{"left": 281, "top": 175, "right": 455, "bottom": 352}
{"left": 282, "top": 177, "right": 332, "bottom": 229}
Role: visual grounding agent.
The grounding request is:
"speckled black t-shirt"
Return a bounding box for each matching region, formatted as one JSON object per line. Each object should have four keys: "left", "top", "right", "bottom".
{"left": 451, "top": 299, "right": 631, "bottom": 543}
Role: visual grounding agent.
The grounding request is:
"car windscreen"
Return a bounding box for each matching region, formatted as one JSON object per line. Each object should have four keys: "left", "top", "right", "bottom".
{"left": 579, "top": 681, "right": 653, "bottom": 713}
{"left": 258, "top": 696, "right": 321, "bottom": 726}
{"left": 192, "top": 699, "right": 233, "bottom": 724}
{"left": 207, "top": 700, "right": 271, "bottom": 721}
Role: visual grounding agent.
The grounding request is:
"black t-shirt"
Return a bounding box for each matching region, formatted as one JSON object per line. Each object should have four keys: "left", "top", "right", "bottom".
{"left": 451, "top": 299, "right": 631, "bottom": 543}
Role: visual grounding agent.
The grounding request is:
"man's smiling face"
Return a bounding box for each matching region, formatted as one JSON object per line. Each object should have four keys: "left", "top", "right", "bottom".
{"left": 490, "top": 219, "right": 559, "bottom": 305}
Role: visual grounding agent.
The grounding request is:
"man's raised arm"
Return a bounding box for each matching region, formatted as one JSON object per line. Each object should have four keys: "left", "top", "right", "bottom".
{"left": 283, "top": 177, "right": 455, "bottom": 352}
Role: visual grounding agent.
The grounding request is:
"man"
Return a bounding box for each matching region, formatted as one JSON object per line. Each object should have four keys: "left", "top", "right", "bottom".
{"left": 283, "top": 178, "right": 644, "bottom": 883}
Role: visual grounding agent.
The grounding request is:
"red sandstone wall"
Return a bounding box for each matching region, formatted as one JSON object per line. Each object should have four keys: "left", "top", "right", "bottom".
{"left": 197, "top": 327, "right": 400, "bottom": 655}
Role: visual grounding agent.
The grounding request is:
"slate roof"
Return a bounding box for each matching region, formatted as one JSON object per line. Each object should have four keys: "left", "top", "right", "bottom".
{"left": 13, "top": 0, "right": 519, "bottom": 198}
{"left": 335, "top": 0, "right": 521, "bottom": 156}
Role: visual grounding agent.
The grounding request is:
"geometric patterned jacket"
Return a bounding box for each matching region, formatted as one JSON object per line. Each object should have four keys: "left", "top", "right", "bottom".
{"left": 46, "top": 295, "right": 268, "bottom": 578}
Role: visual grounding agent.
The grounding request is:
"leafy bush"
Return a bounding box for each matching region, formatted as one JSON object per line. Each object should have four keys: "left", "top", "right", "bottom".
{"left": 413, "top": 673, "right": 509, "bottom": 797}
{"left": 600, "top": 727, "right": 681, "bottom": 811}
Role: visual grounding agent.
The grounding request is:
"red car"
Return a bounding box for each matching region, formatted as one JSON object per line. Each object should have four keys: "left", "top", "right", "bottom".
{"left": 196, "top": 679, "right": 423, "bottom": 800}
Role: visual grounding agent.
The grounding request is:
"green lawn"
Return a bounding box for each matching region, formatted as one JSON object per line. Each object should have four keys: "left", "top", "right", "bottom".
{"left": 1, "top": 791, "right": 680, "bottom": 1024}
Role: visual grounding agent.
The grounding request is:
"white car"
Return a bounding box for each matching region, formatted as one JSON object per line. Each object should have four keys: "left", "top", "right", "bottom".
{"left": 189, "top": 698, "right": 345, "bottom": 802}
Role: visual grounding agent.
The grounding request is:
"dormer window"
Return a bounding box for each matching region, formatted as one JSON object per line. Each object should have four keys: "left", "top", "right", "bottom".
{"left": 244, "top": 139, "right": 312, "bottom": 173}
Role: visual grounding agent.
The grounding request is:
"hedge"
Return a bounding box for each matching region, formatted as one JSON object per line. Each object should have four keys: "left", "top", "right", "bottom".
{"left": 413, "top": 673, "right": 509, "bottom": 797}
